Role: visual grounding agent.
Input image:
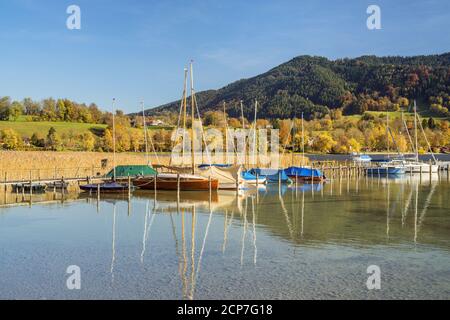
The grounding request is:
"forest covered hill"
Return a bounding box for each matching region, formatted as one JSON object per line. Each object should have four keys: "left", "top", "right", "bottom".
{"left": 143, "top": 53, "right": 450, "bottom": 120}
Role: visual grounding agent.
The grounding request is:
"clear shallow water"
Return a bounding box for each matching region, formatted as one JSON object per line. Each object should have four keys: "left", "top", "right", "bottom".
{"left": 0, "top": 175, "right": 449, "bottom": 299}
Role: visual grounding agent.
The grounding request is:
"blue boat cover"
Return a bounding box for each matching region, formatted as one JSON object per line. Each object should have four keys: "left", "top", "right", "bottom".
{"left": 249, "top": 168, "right": 292, "bottom": 182}
{"left": 241, "top": 171, "right": 258, "bottom": 180}
{"left": 283, "top": 167, "right": 323, "bottom": 178}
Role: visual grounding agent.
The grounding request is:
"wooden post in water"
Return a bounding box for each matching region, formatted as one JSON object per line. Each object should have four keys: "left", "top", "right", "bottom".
{"left": 29, "top": 170, "right": 33, "bottom": 198}
{"left": 21, "top": 179, "right": 25, "bottom": 200}
{"left": 128, "top": 176, "right": 131, "bottom": 199}
{"left": 447, "top": 164, "right": 450, "bottom": 181}
{"left": 97, "top": 182, "right": 100, "bottom": 201}
{"left": 208, "top": 175, "right": 212, "bottom": 198}
{"left": 278, "top": 170, "right": 281, "bottom": 195}
{"left": 177, "top": 173, "right": 180, "bottom": 200}
{"left": 154, "top": 172, "right": 157, "bottom": 196}
{"left": 4, "top": 172, "right": 7, "bottom": 192}
{"left": 429, "top": 162, "right": 432, "bottom": 181}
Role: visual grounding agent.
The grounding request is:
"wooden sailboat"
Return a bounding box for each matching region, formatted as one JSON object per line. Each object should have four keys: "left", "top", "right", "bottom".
{"left": 133, "top": 62, "right": 219, "bottom": 191}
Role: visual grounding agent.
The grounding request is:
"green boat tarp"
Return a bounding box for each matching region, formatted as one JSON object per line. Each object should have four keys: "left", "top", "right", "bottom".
{"left": 105, "top": 165, "right": 157, "bottom": 178}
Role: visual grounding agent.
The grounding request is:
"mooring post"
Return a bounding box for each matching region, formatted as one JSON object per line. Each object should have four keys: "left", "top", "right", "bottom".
{"left": 208, "top": 175, "right": 212, "bottom": 197}
{"left": 154, "top": 172, "right": 157, "bottom": 196}
{"left": 278, "top": 170, "right": 282, "bottom": 187}
{"left": 61, "top": 177, "right": 65, "bottom": 196}
{"left": 447, "top": 164, "right": 450, "bottom": 181}
{"left": 27, "top": 169, "right": 33, "bottom": 197}
{"left": 97, "top": 182, "right": 100, "bottom": 201}
{"left": 177, "top": 173, "right": 180, "bottom": 200}
{"left": 256, "top": 172, "right": 259, "bottom": 188}
{"left": 4, "top": 172, "right": 7, "bottom": 192}
{"left": 128, "top": 176, "right": 131, "bottom": 199}
{"left": 429, "top": 162, "right": 432, "bottom": 181}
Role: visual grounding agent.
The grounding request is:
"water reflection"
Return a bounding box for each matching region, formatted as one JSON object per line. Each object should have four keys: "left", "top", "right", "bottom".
{"left": 0, "top": 174, "right": 449, "bottom": 299}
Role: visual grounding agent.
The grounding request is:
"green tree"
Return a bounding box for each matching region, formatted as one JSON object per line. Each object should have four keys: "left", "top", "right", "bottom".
{"left": 0, "top": 128, "right": 22, "bottom": 149}
{"left": 81, "top": 131, "right": 96, "bottom": 151}
{"left": 0, "top": 96, "right": 11, "bottom": 120}
{"left": 428, "top": 117, "right": 436, "bottom": 129}
{"left": 46, "top": 127, "right": 61, "bottom": 150}
{"left": 9, "top": 101, "right": 24, "bottom": 121}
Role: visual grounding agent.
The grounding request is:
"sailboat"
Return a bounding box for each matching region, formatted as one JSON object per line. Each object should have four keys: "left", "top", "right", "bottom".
{"left": 132, "top": 62, "right": 219, "bottom": 191}
{"left": 80, "top": 98, "right": 131, "bottom": 193}
{"left": 366, "top": 111, "right": 406, "bottom": 176}
{"left": 401, "top": 101, "right": 439, "bottom": 173}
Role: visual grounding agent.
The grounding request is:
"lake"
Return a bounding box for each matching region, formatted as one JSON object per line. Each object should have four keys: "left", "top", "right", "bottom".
{"left": 0, "top": 174, "right": 449, "bottom": 299}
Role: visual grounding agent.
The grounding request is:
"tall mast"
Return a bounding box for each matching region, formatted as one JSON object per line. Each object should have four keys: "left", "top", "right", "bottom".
{"left": 291, "top": 116, "right": 295, "bottom": 166}
{"left": 253, "top": 100, "right": 258, "bottom": 167}
{"left": 301, "top": 112, "right": 305, "bottom": 166}
{"left": 141, "top": 100, "right": 149, "bottom": 165}
{"left": 112, "top": 98, "right": 116, "bottom": 180}
{"left": 240, "top": 100, "right": 245, "bottom": 129}
{"left": 190, "top": 61, "right": 195, "bottom": 174}
{"left": 414, "top": 100, "right": 419, "bottom": 162}
{"left": 223, "top": 101, "right": 228, "bottom": 159}
{"left": 182, "top": 68, "right": 188, "bottom": 165}
{"left": 386, "top": 112, "right": 389, "bottom": 157}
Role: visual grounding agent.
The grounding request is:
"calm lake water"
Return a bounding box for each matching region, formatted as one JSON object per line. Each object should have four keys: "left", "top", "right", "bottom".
{"left": 0, "top": 175, "right": 449, "bottom": 299}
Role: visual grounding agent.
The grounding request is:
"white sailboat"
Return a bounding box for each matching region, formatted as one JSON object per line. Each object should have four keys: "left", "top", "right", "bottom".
{"left": 402, "top": 101, "right": 439, "bottom": 173}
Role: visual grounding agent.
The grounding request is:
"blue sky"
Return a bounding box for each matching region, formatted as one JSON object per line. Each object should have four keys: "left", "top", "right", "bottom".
{"left": 1, "top": 0, "right": 449, "bottom": 113}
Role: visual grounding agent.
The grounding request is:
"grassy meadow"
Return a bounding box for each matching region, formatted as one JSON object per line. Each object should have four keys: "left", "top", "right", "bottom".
{"left": 0, "top": 117, "right": 107, "bottom": 137}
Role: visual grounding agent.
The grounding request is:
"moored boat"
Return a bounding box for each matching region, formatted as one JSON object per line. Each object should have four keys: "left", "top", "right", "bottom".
{"left": 46, "top": 181, "right": 69, "bottom": 190}
{"left": 79, "top": 181, "right": 131, "bottom": 193}
{"left": 241, "top": 171, "right": 267, "bottom": 185}
{"left": 249, "top": 168, "right": 292, "bottom": 184}
{"left": 283, "top": 167, "right": 326, "bottom": 182}
{"left": 12, "top": 183, "right": 47, "bottom": 193}
{"left": 133, "top": 173, "right": 219, "bottom": 191}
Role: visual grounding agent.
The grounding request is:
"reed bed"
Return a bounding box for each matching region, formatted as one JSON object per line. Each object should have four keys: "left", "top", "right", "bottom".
{"left": 0, "top": 151, "right": 308, "bottom": 181}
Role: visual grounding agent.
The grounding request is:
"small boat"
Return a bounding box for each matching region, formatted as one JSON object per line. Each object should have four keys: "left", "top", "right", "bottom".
{"left": 283, "top": 167, "right": 326, "bottom": 182}
{"left": 352, "top": 154, "right": 372, "bottom": 164}
{"left": 104, "top": 165, "right": 157, "bottom": 181}
{"left": 241, "top": 171, "right": 267, "bottom": 185}
{"left": 79, "top": 181, "right": 131, "bottom": 193}
{"left": 46, "top": 181, "right": 69, "bottom": 190}
{"left": 133, "top": 173, "right": 219, "bottom": 191}
{"left": 248, "top": 168, "right": 292, "bottom": 184}
{"left": 12, "top": 183, "right": 47, "bottom": 193}
{"left": 402, "top": 159, "right": 439, "bottom": 173}
{"left": 366, "top": 161, "right": 405, "bottom": 176}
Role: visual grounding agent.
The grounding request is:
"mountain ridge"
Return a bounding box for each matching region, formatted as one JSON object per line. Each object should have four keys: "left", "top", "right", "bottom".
{"left": 137, "top": 53, "right": 450, "bottom": 120}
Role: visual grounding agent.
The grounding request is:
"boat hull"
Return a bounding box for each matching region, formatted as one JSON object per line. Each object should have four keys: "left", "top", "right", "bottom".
{"left": 366, "top": 167, "right": 405, "bottom": 175}
{"left": 133, "top": 177, "right": 219, "bottom": 191}
{"left": 288, "top": 175, "right": 325, "bottom": 182}
{"left": 79, "top": 182, "right": 130, "bottom": 193}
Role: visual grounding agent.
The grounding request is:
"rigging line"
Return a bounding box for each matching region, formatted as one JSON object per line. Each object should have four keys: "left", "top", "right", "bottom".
{"left": 416, "top": 112, "right": 438, "bottom": 164}
{"left": 192, "top": 199, "right": 214, "bottom": 298}
{"left": 140, "top": 200, "right": 149, "bottom": 264}
{"left": 418, "top": 182, "right": 437, "bottom": 230}
{"left": 170, "top": 68, "right": 188, "bottom": 166}
{"left": 280, "top": 118, "right": 296, "bottom": 164}
{"left": 402, "top": 185, "right": 414, "bottom": 227}
{"left": 240, "top": 197, "right": 248, "bottom": 267}
{"left": 251, "top": 196, "right": 257, "bottom": 265}
{"left": 192, "top": 90, "right": 212, "bottom": 165}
